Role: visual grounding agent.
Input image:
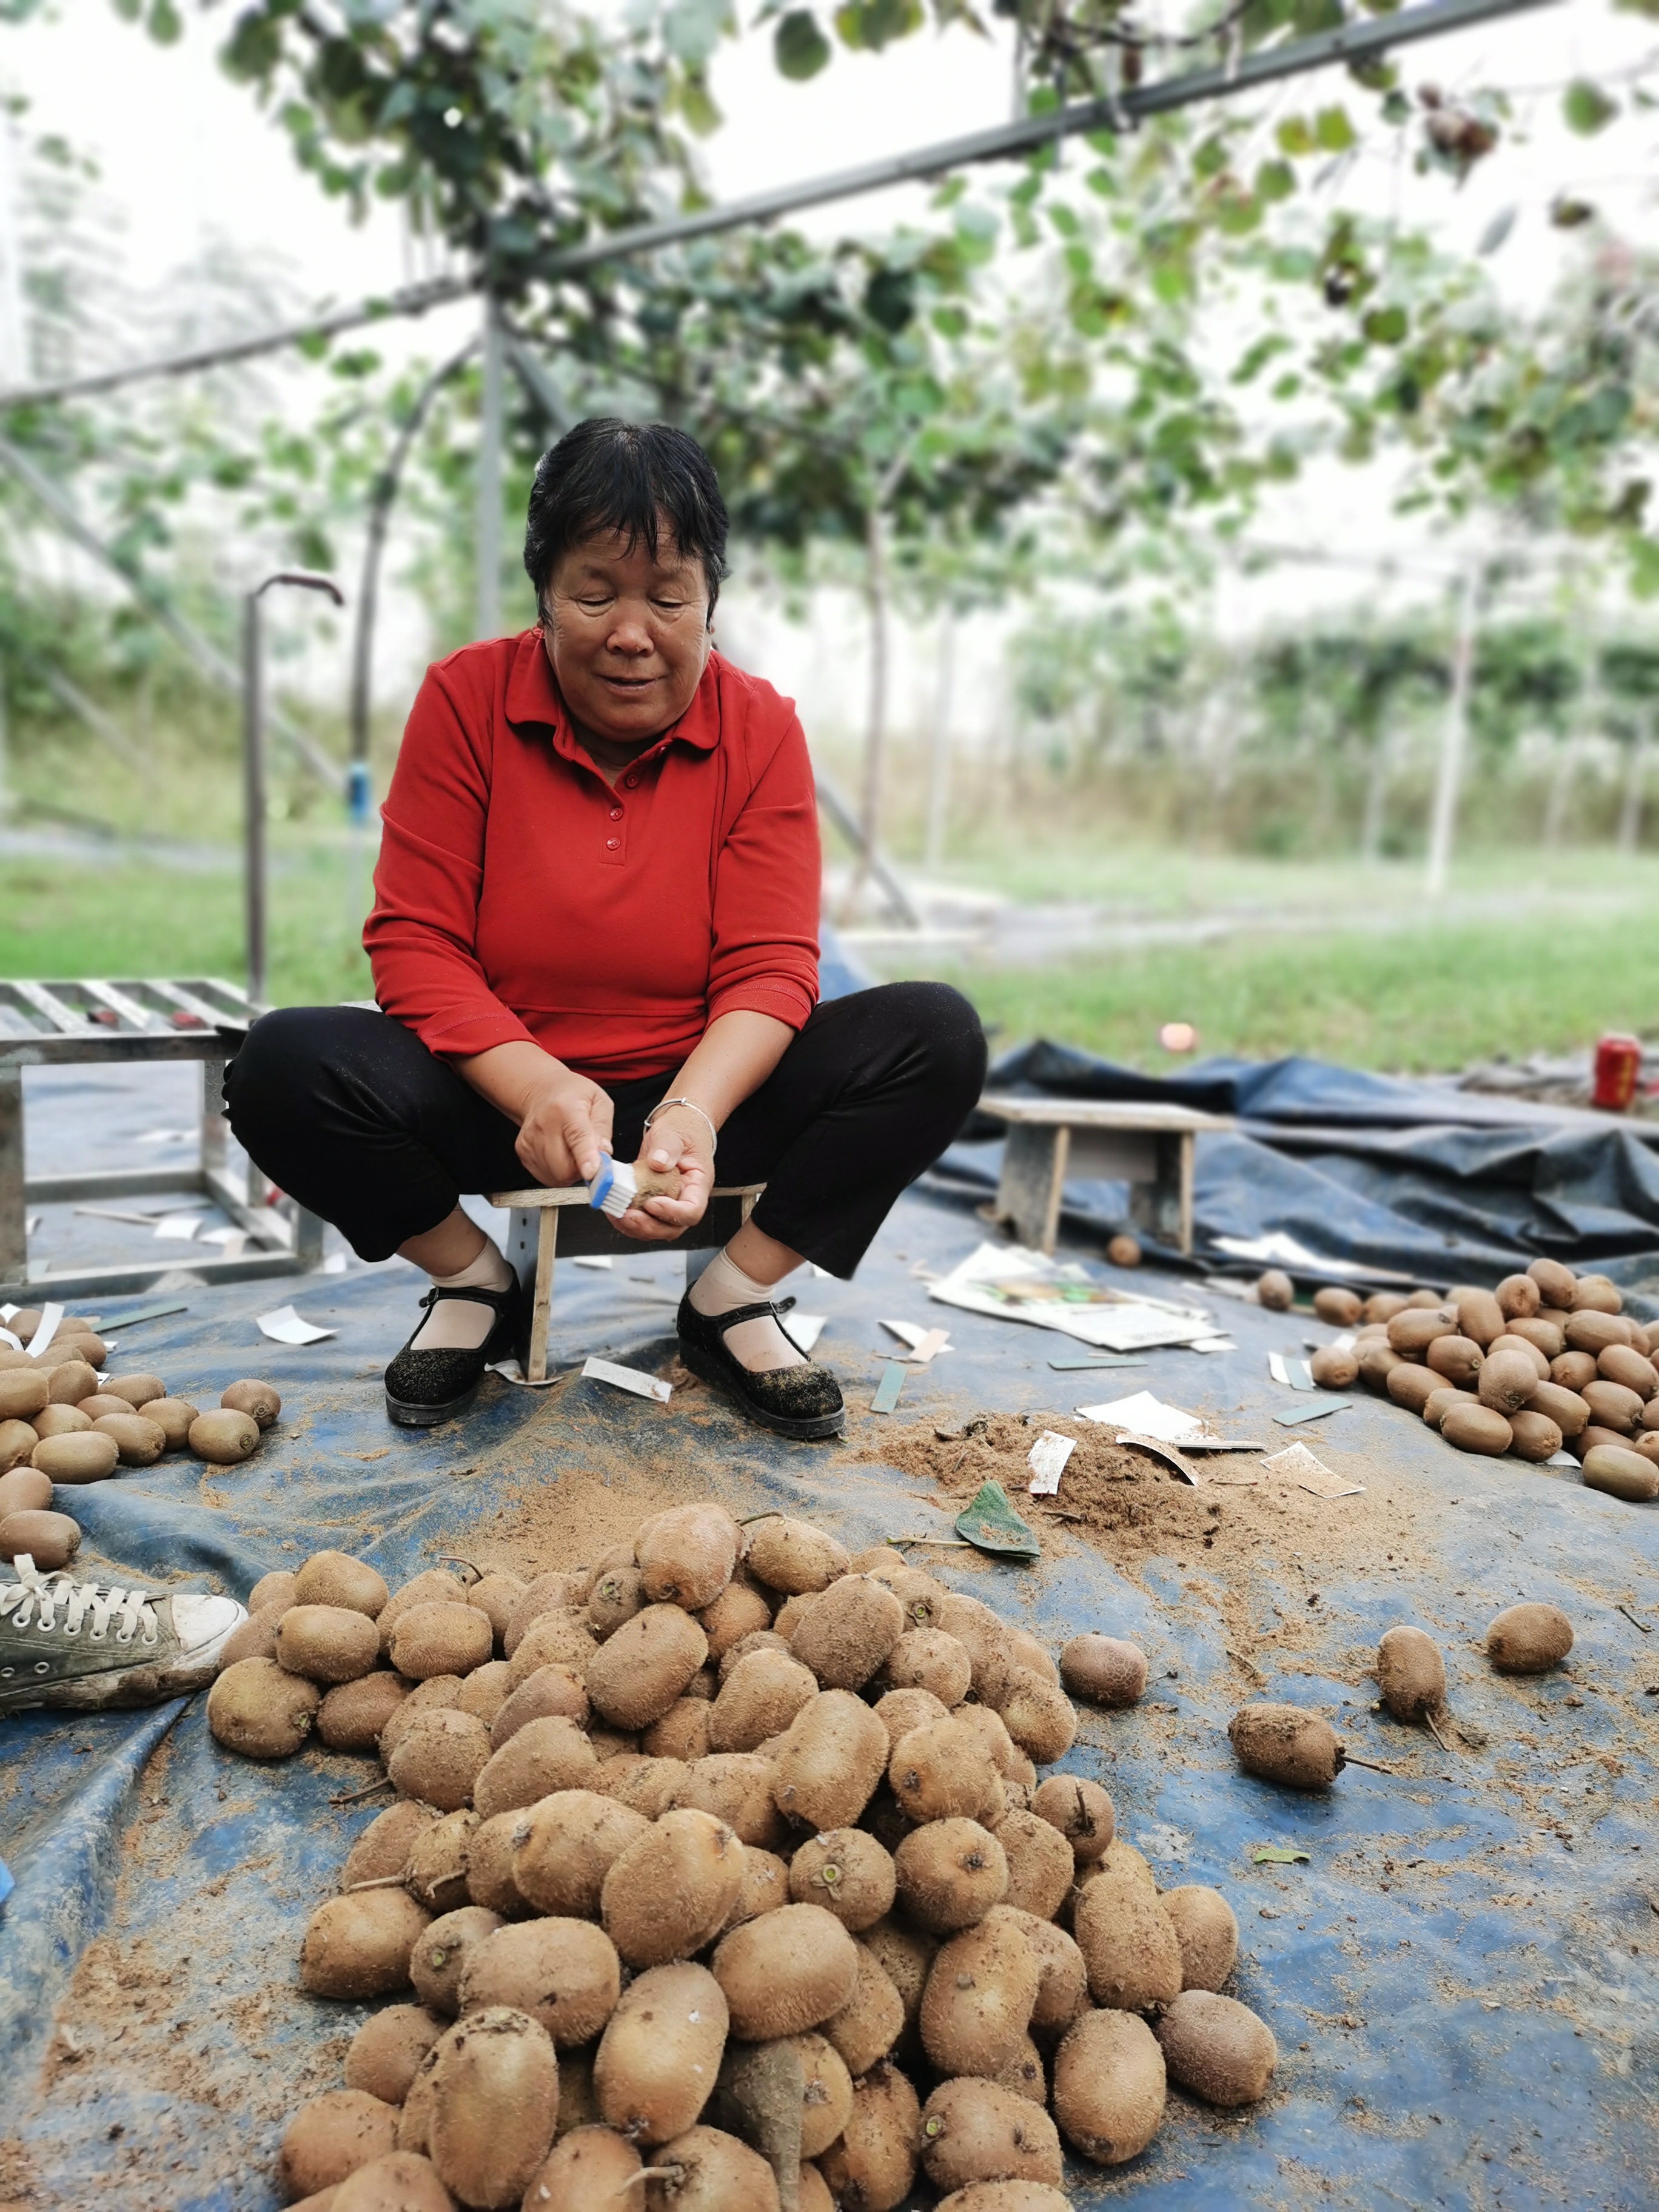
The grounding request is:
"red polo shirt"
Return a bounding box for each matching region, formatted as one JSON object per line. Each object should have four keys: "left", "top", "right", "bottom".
{"left": 364, "top": 631, "right": 821, "bottom": 1083}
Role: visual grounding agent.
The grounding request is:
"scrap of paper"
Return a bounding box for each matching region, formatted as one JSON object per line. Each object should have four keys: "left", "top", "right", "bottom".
{"left": 198, "top": 1226, "right": 248, "bottom": 1257}
{"left": 1272, "top": 1399, "right": 1350, "bottom": 1427}
{"left": 486, "top": 1357, "right": 558, "bottom": 1390}
{"left": 25, "top": 1304, "right": 64, "bottom": 1357}
{"left": 256, "top": 1303, "right": 336, "bottom": 1346}
{"left": 135, "top": 1128, "right": 194, "bottom": 1145}
{"left": 581, "top": 1356, "right": 671, "bottom": 1403}
{"left": 106, "top": 1301, "right": 187, "bottom": 1330}
{"left": 871, "top": 1363, "right": 907, "bottom": 1414}
{"left": 1118, "top": 1433, "right": 1202, "bottom": 1484}
{"left": 1047, "top": 1353, "right": 1145, "bottom": 1372}
{"left": 928, "top": 1241, "right": 1217, "bottom": 1352}
{"left": 1269, "top": 1352, "right": 1315, "bottom": 1391}
{"left": 1261, "top": 1441, "right": 1364, "bottom": 1497}
{"left": 880, "top": 1319, "right": 952, "bottom": 1364}
{"left": 153, "top": 1212, "right": 207, "bottom": 1241}
{"left": 572, "top": 1254, "right": 614, "bottom": 1270}
{"left": 1075, "top": 1391, "right": 1210, "bottom": 1444}
{"left": 783, "top": 1313, "right": 827, "bottom": 1354}
{"left": 323, "top": 1252, "right": 349, "bottom": 1274}
{"left": 1027, "top": 1429, "right": 1077, "bottom": 1496}
{"left": 1191, "top": 1337, "right": 1236, "bottom": 1354}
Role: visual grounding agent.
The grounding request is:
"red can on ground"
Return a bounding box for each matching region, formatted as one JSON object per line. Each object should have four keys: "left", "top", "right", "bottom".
{"left": 1593, "top": 1033, "right": 1643, "bottom": 1113}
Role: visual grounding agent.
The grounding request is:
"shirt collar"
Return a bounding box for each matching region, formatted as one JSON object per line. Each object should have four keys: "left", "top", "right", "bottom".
{"left": 503, "top": 628, "right": 722, "bottom": 765}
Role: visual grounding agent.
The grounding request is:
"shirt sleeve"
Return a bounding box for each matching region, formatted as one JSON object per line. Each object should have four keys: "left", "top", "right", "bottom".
{"left": 705, "top": 706, "right": 822, "bottom": 1031}
{"left": 363, "top": 662, "right": 540, "bottom": 1060}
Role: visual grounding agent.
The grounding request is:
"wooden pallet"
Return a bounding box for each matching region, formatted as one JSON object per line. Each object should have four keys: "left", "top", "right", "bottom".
{"left": 0, "top": 977, "right": 324, "bottom": 1298}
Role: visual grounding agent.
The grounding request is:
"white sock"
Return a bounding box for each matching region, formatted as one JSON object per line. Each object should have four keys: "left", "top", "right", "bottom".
{"left": 411, "top": 1239, "right": 514, "bottom": 1352}
{"left": 689, "top": 1248, "right": 806, "bottom": 1373}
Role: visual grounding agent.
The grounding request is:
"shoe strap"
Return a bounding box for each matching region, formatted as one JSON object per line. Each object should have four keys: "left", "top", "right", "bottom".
{"left": 703, "top": 1298, "right": 813, "bottom": 1349}
{"left": 419, "top": 1281, "right": 517, "bottom": 1317}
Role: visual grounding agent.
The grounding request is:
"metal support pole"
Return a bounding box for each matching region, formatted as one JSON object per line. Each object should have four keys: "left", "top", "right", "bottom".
{"left": 243, "top": 571, "right": 347, "bottom": 1008}
{"left": 1426, "top": 562, "right": 1480, "bottom": 899}
{"left": 476, "top": 290, "right": 503, "bottom": 642}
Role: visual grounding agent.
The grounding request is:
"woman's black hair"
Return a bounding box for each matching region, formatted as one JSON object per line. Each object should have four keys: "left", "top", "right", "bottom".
{"left": 523, "top": 418, "right": 731, "bottom": 616}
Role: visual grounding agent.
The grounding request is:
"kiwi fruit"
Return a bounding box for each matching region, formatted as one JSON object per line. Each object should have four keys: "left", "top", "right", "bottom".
{"left": 643, "top": 1698, "right": 714, "bottom": 1762}
{"left": 345, "top": 2005, "right": 446, "bottom": 2104}
{"left": 1072, "top": 1866, "right": 1182, "bottom": 2010}
{"left": 0, "top": 1461, "right": 52, "bottom": 1515}
{"left": 386, "top": 1707, "right": 494, "bottom": 1812}
{"left": 1375, "top": 1626, "right": 1447, "bottom": 1723}
{"left": 746, "top": 1517, "right": 850, "bottom": 1596}
{"left": 788, "top": 1829, "right": 896, "bottom": 1932}
{"left": 1057, "top": 1634, "right": 1147, "bottom": 1709}
{"left": 994, "top": 2034, "right": 1047, "bottom": 2106}
{"left": 300, "top": 1888, "right": 432, "bottom": 1999}
{"left": 381, "top": 1678, "right": 466, "bottom": 1758}
{"left": 822, "top": 1942, "right": 906, "bottom": 2077}
{"left": 934, "top": 1595, "right": 1016, "bottom": 1708}
{"left": 816, "top": 2059, "right": 920, "bottom": 2212}
{"left": 708, "top": 1647, "right": 819, "bottom": 1754}
{"left": 1358, "top": 1343, "right": 1403, "bottom": 1392}
{"left": 992, "top": 1811, "right": 1073, "bottom": 1922}
{"left": 677, "top": 1752, "right": 790, "bottom": 1851}
{"left": 465, "top": 1570, "right": 525, "bottom": 1647}
{"left": 594, "top": 1961, "right": 729, "bottom": 2145}
{"left": 586, "top": 1604, "right": 709, "bottom": 1731}
{"left": 0, "top": 1507, "right": 80, "bottom": 1570}
{"left": 464, "top": 1810, "right": 534, "bottom": 1920}
{"left": 343, "top": 1801, "right": 437, "bottom": 1891}
{"left": 789, "top": 1575, "right": 905, "bottom": 1692}
{"left": 641, "top": 2122, "right": 779, "bottom": 2210}
{"left": 425, "top": 2005, "right": 560, "bottom": 2209}
{"left": 390, "top": 1600, "right": 495, "bottom": 1681}
{"left": 473, "top": 1715, "right": 598, "bottom": 1820}
{"left": 1486, "top": 1601, "right": 1574, "bottom": 1672}
{"left": 861, "top": 1915, "right": 937, "bottom": 2029}
{"left": 294, "top": 1550, "right": 389, "bottom": 1617}
{"left": 251, "top": 1567, "right": 300, "bottom": 1612}
{"left": 1308, "top": 1345, "right": 1358, "bottom": 1390}
{"left": 213, "top": 1376, "right": 278, "bottom": 1427}
{"left": 1440, "top": 1402, "right": 1514, "bottom": 1456}
{"left": 635, "top": 1502, "right": 739, "bottom": 1610}
{"left": 135, "top": 1397, "right": 198, "bottom": 1450}
{"left": 319, "top": 1671, "right": 411, "bottom": 1754}
{"left": 382, "top": 1570, "right": 473, "bottom": 1654}
{"left": 1155, "top": 1988, "right": 1277, "bottom": 2106}
{"left": 1583, "top": 1379, "right": 1644, "bottom": 1434}
{"left": 459, "top": 1918, "right": 621, "bottom": 2046}
{"left": 997, "top": 1673, "right": 1077, "bottom": 1766}
{"left": 1255, "top": 1269, "right": 1293, "bottom": 1310}
{"left": 276, "top": 1603, "right": 383, "bottom": 1685}
{"left": 278, "top": 2088, "right": 400, "bottom": 2200}
{"left": 405, "top": 1810, "right": 481, "bottom": 1914}
{"left": 1583, "top": 1443, "right": 1659, "bottom": 1501}
{"left": 208, "top": 1655, "right": 323, "bottom": 1758}
{"left": 919, "top": 1915, "right": 1041, "bottom": 2077}
{"left": 594, "top": 1754, "right": 694, "bottom": 1820}
{"left": 877, "top": 1627, "right": 972, "bottom": 1706}
{"left": 1507, "top": 1316, "right": 1565, "bottom": 1361}
{"left": 888, "top": 1715, "right": 999, "bottom": 1825}
{"left": 503, "top": 1572, "right": 589, "bottom": 1657}
{"left": 1051, "top": 2008, "right": 1165, "bottom": 2164}
{"left": 90, "top": 1412, "right": 168, "bottom": 1467}
{"left": 1600, "top": 1342, "right": 1659, "bottom": 1397}
{"left": 1029, "top": 1775, "right": 1114, "bottom": 1863}
{"left": 602, "top": 1806, "right": 746, "bottom": 1966}
{"left": 1386, "top": 1364, "right": 1443, "bottom": 1416}
{"left": 990, "top": 1909, "right": 1087, "bottom": 2042}
{"left": 712, "top": 1902, "right": 860, "bottom": 2039}
{"left": 411, "top": 1905, "right": 506, "bottom": 2016}
{"left": 44, "top": 1360, "right": 99, "bottom": 1407}
{"left": 919, "top": 2077, "right": 1064, "bottom": 2193}
{"left": 520, "top": 2125, "right": 644, "bottom": 2211}
{"left": 0, "top": 1370, "right": 49, "bottom": 1425}
{"left": 1387, "top": 1309, "right": 1456, "bottom": 1355}
{"left": 490, "top": 1661, "right": 590, "bottom": 1748}
{"left": 1551, "top": 1349, "right": 1600, "bottom": 1393}
{"left": 771, "top": 1689, "right": 889, "bottom": 1832}
{"left": 32, "top": 1404, "right": 92, "bottom": 1440}
{"left": 1159, "top": 1885, "right": 1238, "bottom": 1992}
{"left": 331, "top": 2150, "right": 455, "bottom": 2211}
{"left": 1424, "top": 1335, "right": 1482, "bottom": 1387}
{"left": 1497, "top": 1272, "right": 1541, "bottom": 1319}
{"left": 723, "top": 1846, "right": 789, "bottom": 1934}
{"left": 1508, "top": 1409, "right": 1564, "bottom": 1462}
{"left": 1310, "top": 1285, "right": 1359, "bottom": 1326}
{"left": 454, "top": 1660, "right": 513, "bottom": 1727}
{"left": 189, "top": 1409, "right": 261, "bottom": 1464}
{"left": 1449, "top": 1288, "right": 1503, "bottom": 1348}
{"left": 718, "top": 1630, "right": 793, "bottom": 1684}
{"left": 1227, "top": 1701, "right": 1344, "bottom": 1789}
{"left": 513, "top": 1790, "right": 650, "bottom": 1918}
{"left": 588, "top": 1564, "right": 648, "bottom": 1641}
{"left": 1566, "top": 1310, "right": 1632, "bottom": 1357}
{"left": 697, "top": 1577, "right": 772, "bottom": 1661}
{"left": 1572, "top": 1274, "right": 1623, "bottom": 1313}
{"left": 0, "top": 1422, "right": 41, "bottom": 1478}
{"left": 1490, "top": 1334, "right": 1549, "bottom": 1382}
{"left": 871, "top": 1685, "right": 951, "bottom": 1750}
{"left": 783, "top": 2031, "right": 852, "bottom": 2161}
{"left": 30, "top": 1430, "right": 119, "bottom": 1484}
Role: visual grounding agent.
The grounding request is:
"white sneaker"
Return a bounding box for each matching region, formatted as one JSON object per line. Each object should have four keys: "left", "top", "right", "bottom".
{"left": 0, "top": 1556, "right": 247, "bottom": 1713}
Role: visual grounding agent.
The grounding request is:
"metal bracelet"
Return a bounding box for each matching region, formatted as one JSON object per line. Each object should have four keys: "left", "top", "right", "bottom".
{"left": 643, "top": 1095, "right": 719, "bottom": 1158}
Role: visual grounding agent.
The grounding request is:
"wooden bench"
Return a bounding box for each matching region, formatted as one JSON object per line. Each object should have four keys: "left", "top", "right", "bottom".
{"left": 976, "top": 1093, "right": 1234, "bottom": 1258}
{"left": 488, "top": 1181, "right": 765, "bottom": 1383}
{"left": 0, "top": 975, "right": 324, "bottom": 1301}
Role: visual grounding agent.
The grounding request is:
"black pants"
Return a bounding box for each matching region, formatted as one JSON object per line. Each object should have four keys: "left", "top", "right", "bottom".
{"left": 225, "top": 983, "right": 987, "bottom": 1277}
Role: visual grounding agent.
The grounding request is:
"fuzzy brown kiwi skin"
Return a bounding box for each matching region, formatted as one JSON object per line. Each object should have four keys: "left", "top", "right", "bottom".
{"left": 711, "top": 1903, "right": 861, "bottom": 2039}
{"left": 1051, "top": 2009, "right": 1166, "bottom": 2166}
{"left": 1155, "top": 1988, "right": 1278, "bottom": 2107}
{"left": 788, "top": 1829, "right": 897, "bottom": 1932}
{"left": 300, "top": 1889, "right": 434, "bottom": 2001}
{"left": 277, "top": 2088, "right": 400, "bottom": 2201}
{"left": 600, "top": 1806, "right": 746, "bottom": 1968}
{"left": 894, "top": 1818, "right": 1009, "bottom": 1935}
{"left": 1159, "top": 1886, "right": 1239, "bottom": 1994}
{"left": 344, "top": 2005, "right": 447, "bottom": 2105}
{"left": 919, "top": 2076, "right": 1065, "bottom": 2193}
{"left": 594, "top": 1962, "right": 731, "bottom": 2147}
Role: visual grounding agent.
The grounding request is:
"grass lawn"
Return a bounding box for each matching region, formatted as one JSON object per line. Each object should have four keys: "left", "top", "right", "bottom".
{"left": 5, "top": 834, "right": 1659, "bottom": 1074}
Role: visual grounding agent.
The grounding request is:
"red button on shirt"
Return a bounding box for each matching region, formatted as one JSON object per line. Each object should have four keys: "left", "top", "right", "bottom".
{"left": 365, "top": 632, "right": 820, "bottom": 1084}
{"left": 609, "top": 806, "right": 623, "bottom": 820}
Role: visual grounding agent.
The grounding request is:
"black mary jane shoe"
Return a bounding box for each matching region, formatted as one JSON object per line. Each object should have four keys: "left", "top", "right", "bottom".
{"left": 384, "top": 1277, "right": 526, "bottom": 1428}
{"left": 675, "top": 1290, "right": 846, "bottom": 1441}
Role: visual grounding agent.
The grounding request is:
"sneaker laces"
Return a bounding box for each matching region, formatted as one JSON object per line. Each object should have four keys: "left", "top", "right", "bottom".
{"left": 0, "top": 1555, "right": 159, "bottom": 1645}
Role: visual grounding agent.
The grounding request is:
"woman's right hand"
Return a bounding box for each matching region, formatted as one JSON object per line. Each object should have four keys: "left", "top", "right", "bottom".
{"left": 514, "top": 1064, "right": 614, "bottom": 1187}
{"left": 455, "top": 1041, "right": 613, "bottom": 1188}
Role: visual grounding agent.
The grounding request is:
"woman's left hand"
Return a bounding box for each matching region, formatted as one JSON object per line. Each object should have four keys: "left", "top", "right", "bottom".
{"left": 614, "top": 1106, "right": 713, "bottom": 1244}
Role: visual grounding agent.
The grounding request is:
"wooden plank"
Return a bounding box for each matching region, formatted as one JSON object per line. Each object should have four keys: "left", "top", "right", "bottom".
{"left": 526, "top": 1208, "right": 558, "bottom": 1384}
{"left": 9, "top": 979, "right": 90, "bottom": 1034}
{"left": 979, "top": 1092, "right": 1233, "bottom": 1134}
{"left": 0, "top": 1067, "right": 23, "bottom": 1278}
{"left": 995, "top": 1123, "right": 1067, "bottom": 1254}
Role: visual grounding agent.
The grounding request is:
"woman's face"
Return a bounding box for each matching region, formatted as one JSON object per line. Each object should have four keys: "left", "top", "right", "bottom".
{"left": 541, "top": 525, "right": 712, "bottom": 749}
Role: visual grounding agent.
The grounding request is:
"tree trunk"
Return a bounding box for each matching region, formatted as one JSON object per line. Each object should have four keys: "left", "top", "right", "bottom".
{"left": 1618, "top": 729, "right": 1649, "bottom": 853}
{"left": 849, "top": 504, "right": 889, "bottom": 913}
{"left": 923, "top": 608, "right": 954, "bottom": 873}
{"left": 1543, "top": 739, "right": 1575, "bottom": 850}
{"left": 1359, "top": 723, "right": 1391, "bottom": 862}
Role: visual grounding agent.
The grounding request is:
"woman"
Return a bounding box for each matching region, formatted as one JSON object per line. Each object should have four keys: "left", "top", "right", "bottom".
{"left": 227, "top": 419, "right": 985, "bottom": 1439}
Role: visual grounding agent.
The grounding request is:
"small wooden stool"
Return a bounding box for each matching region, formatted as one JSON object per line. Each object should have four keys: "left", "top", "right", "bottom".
{"left": 488, "top": 1181, "right": 765, "bottom": 1382}
{"left": 976, "top": 1094, "right": 1233, "bottom": 1257}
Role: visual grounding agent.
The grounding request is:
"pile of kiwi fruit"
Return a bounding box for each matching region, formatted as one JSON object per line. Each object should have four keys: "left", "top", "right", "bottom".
{"left": 1264, "top": 1261, "right": 1659, "bottom": 1496}
{"left": 209, "top": 1506, "right": 1277, "bottom": 2210}
{"left": 0, "top": 1308, "right": 281, "bottom": 1572}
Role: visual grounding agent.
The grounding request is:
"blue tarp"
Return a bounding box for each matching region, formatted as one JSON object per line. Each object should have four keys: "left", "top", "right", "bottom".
{"left": 938, "top": 1039, "right": 1659, "bottom": 1309}
{"left": 6, "top": 1056, "right": 1659, "bottom": 2207}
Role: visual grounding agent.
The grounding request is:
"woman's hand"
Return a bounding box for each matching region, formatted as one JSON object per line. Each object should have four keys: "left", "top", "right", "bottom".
{"left": 514, "top": 1065, "right": 614, "bottom": 1187}
{"left": 613, "top": 1105, "right": 713, "bottom": 1244}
